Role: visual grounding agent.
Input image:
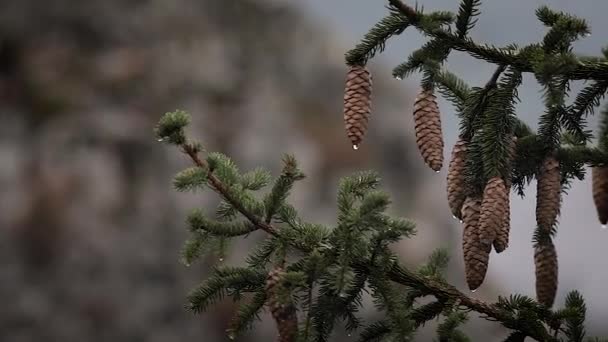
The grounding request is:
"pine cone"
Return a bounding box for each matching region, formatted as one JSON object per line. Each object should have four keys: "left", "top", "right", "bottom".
{"left": 592, "top": 166, "right": 608, "bottom": 225}
{"left": 461, "top": 196, "right": 491, "bottom": 291}
{"left": 447, "top": 138, "right": 467, "bottom": 220}
{"left": 493, "top": 191, "right": 510, "bottom": 253}
{"left": 266, "top": 267, "right": 298, "bottom": 342}
{"left": 493, "top": 137, "right": 516, "bottom": 253}
{"left": 413, "top": 88, "right": 444, "bottom": 171}
{"left": 536, "top": 156, "right": 561, "bottom": 232}
{"left": 343, "top": 65, "right": 372, "bottom": 149}
{"left": 534, "top": 240, "right": 558, "bottom": 307}
{"left": 479, "top": 177, "right": 508, "bottom": 247}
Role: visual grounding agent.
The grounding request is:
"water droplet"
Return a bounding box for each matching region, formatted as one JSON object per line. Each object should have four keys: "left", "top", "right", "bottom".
{"left": 228, "top": 333, "right": 235, "bottom": 340}
{"left": 601, "top": 224, "right": 607, "bottom": 230}
{"left": 435, "top": 170, "right": 441, "bottom": 173}
{"left": 353, "top": 144, "right": 359, "bottom": 150}
{"left": 347, "top": 333, "right": 352, "bottom": 337}
{"left": 459, "top": 220, "right": 463, "bottom": 224}
{"left": 157, "top": 138, "right": 165, "bottom": 142}
{"left": 452, "top": 215, "right": 458, "bottom": 220}
{"left": 471, "top": 288, "right": 477, "bottom": 293}
{"left": 219, "top": 257, "right": 224, "bottom": 262}
{"left": 395, "top": 75, "right": 403, "bottom": 80}
{"left": 338, "top": 292, "right": 348, "bottom": 298}
{"left": 585, "top": 32, "right": 592, "bottom": 37}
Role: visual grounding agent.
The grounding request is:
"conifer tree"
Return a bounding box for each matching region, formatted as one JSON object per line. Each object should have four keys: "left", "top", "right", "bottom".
{"left": 157, "top": 1, "right": 608, "bottom": 341}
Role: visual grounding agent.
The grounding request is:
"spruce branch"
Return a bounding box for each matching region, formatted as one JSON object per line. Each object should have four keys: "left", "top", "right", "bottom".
{"left": 388, "top": 0, "right": 608, "bottom": 81}
{"left": 158, "top": 112, "right": 572, "bottom": 341}
{"left": 181, "top": 142, "right": 279, "bottom": 236}
{"left": 345, "top": 12, "right": 410, "bottom": 66}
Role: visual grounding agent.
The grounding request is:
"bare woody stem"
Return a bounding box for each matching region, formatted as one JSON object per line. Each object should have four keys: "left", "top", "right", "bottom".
{"left": 180, "top": 141, "right": 556, "bottom": 341}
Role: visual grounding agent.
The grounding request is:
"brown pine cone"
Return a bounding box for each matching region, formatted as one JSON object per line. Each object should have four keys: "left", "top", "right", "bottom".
{"left": 534, "top": 240, "right": 558, "bottom": 307}
{"left": 461, "top": 196, "right": 491, "bottom": 291}
{"left": 592, "top": 166, "right": 608, "bottom": 225}
{"left": 479, "top": 177, "right": 508, "bottom": 247}
{"left": 447, "top": 138, "right": 467, "bottom": 220}
{"left": 266, "top": 267, "right": 298, "bottom": 342}
{"left": 493, "top": 190, "right": 510, "bottom": 253}
{"left": 343, "top": 65, "right": 372, "bottom": 149}
{"left": 536, "top": 156, "right": 561, "bottom": 232}
{"left": 413, "top": 88, "right": 444, "bottom": 171}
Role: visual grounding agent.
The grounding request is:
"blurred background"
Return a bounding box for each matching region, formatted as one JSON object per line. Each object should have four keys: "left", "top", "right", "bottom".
{"left": 0, "top": 0, "right": 607, "bottom": 341}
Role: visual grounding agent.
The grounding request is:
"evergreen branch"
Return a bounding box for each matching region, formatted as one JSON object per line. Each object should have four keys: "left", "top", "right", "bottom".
{"left": 599, "top": 103, "right": 608, "bottom": 151}
{"left": 435, "top": 69, "right": 471, "bottom": 111}
{"left": 345, "top": 13, "right": 410, "bottom": 66}
{"left": 180, "top": 230, "right": 211, "bottom": 266}
{"left": 410, "top": 300, "right": 446, "bottom": 327}
{"left": 264, "top": 154, "right": 305, "bottom": 223}
{"left": 388, "top": 0, "right": 608, "bottom": 81}
{"left": 393, "top": 38, "right": 447, "bottom": 80}
{"left": 187, "top": 209, "right": 257, "bottom": 237}
{"left": 357, "top": 321, "right": 391, "bottom": 342}
{"left": 570, "top": 80, "right": 608, "bottom": 120}
{"left": 437, "top": 311, "right": 470, "bottom": 342}
{"left": 455, "top": 0, "right": 481, "bottom": 38}
{"left": 227, "top": 290, "right": 268, "bottom": 338}
{"left": 386, "top": 262, "right": 557, "bottom": 342}
{"left": 564, "top": 291, "right": 586, "bottom": 342}
{"left": 182, "top": 143, "right": 279, "bottom": 236}
{"left": 187, "top": 267, "right": 266, "bottom": 313}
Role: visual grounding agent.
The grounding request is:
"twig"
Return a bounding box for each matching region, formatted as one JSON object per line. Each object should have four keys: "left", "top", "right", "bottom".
{"left": 181, "top": 143, "right": 278, "bottom": 236}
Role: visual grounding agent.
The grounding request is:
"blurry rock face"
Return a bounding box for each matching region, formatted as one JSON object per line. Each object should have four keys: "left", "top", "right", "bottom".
{"left": 0, "top": 0, "right": 428, "bottom": 341}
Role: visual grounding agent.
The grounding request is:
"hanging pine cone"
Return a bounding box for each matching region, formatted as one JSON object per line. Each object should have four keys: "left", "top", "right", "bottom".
{"left": 343, "top": 65, "right": 372, "bottom": 149}
{"left": 461, "top": 196, "right": 491, "bottom": 291}
{"left": 536, "top": 156, "right": 561, "bottom": 232}
{"left": 447, "top": 138, "right": 467, "bottom": 220}
{"left": 534, "top": 240, "right": 558, "bottom": 307}
{"left": 266, "top": 267, "right": 298, "bottom": 342}
{"left": 592, "top": 166, "right": 608, "bottom": 225}
{"left": 479, "top": 177, "right": 508, "bottom": 247}
{"left": 493, "top": 191, "right": 510, "bottom": 253}
{"left": 413, "top": 88, "right": 444, "bottom": 171}
{"left": 493, "top": 137, "right": 516, "bottom": 253}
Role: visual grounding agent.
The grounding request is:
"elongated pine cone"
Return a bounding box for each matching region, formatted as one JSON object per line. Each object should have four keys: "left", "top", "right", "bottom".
{"left": 343, "top": 65, "right": 372, "bottom": 149}
{"left": 534, "top": 240, "right": 558, "bottom": 307}
{"left": 266, "top": 267, "right": 298, "bottom": 342}
{"left": 413, "top": 88, "right": 444, "bottom": 171}
{"left": 493, "top": 137, "right": 516, "bottom": 253}
{"left": 461, "top": 196, "right": 491, "bottom": 291}
{"left": 536, "top": 156, "right": 561, "bottom": 232}
{"left": 592, "top": 166, "right": 608, "bottom": 225}
{"left": 479, "top": 177, "right": 508, "bottom": 247}
{"left": 447, "top": 138, "right": 467, "bottom": 220}
{"left": 493, "top": 191, "right": 510, "bottom": 253}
